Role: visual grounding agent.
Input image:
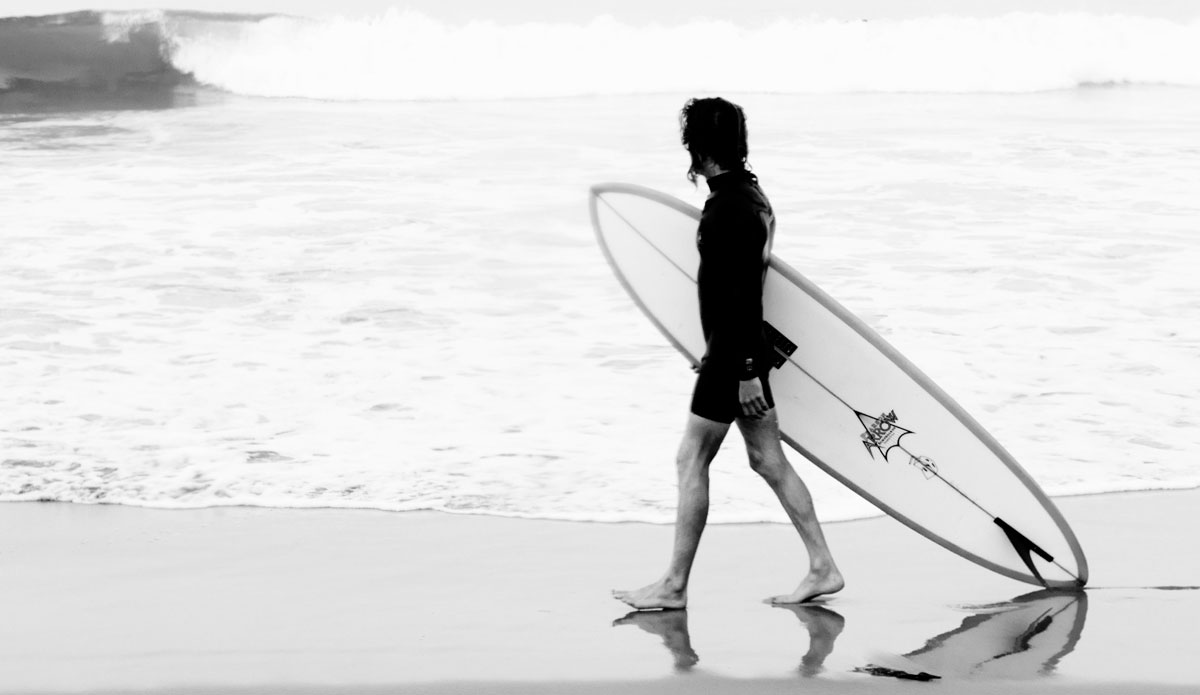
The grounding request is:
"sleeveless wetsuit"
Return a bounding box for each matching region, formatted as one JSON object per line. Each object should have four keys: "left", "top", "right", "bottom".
{"left": 690, "top": 168, "right": 777, "bottom": 424}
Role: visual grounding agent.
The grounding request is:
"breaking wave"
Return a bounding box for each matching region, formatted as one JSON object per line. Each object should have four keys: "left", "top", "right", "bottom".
{"left": 2, "top": 9, "right": 1199, "bottom": 103}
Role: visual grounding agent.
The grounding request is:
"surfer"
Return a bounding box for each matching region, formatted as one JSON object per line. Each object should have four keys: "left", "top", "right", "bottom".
{"left": 613, "top": 97, "right": 844, "bottom": 610}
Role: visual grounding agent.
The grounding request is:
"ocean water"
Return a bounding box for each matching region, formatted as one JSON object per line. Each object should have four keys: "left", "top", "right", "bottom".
{"left": 1, "top": 9, "right": 1198, "bottom": 523}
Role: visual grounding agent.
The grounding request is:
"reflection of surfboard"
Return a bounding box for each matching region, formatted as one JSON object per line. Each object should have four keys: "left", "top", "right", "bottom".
{"left": 589, "top": 183, "right": 1088, "bottom": 588}
{"left": 905, "top": 590, "right": 1088, "bottom": 678}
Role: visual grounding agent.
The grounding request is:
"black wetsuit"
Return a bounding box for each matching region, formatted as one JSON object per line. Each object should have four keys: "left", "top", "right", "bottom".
{"left": 690, "top": 168, "right": 777, "bottom": 423}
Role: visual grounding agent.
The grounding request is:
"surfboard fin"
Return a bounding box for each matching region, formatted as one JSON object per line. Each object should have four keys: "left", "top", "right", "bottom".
{"left": 994, "top": 517, "right": 1054, "bottom": 588}
{"left": 762, "top": 320, "right": 795, "bottom": 369}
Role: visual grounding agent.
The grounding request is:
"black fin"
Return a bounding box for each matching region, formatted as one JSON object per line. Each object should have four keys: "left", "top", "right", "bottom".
{"left": 995, "top": 517, "right": 1054, "bottom": 587}
{"left": 762, "top": 320, "right": 796, "bottom": 369}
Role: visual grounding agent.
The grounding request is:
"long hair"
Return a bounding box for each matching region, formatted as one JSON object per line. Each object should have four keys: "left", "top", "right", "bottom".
{"left": 679, "top": 97, "right": 749, "bottom": 184}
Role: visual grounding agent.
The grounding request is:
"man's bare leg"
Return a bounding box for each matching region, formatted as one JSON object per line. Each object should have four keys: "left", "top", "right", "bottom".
{"left": 613, "top": 413, "right": 730, "bottom": 610}
{"left": 737, "top": 410, "right": 845, "bottom": 604}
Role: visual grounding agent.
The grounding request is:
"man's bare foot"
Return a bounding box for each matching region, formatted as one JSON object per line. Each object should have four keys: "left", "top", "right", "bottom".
{"left": 766, "top": 566, "right": 845, "bottom": 604}
{"left": 612, "top": 578, "right": 687, "bottom": 610}
{"left": 613, "top": 609, "right": 699, "bottom": 671}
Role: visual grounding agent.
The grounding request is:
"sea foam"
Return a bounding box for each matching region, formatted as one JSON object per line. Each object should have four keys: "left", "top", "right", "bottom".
{"left": 157, "top": 11, "right": 1200, "bottom": 99}
{"left": 6, "top": 10, "right": 1199, "bottom": 102}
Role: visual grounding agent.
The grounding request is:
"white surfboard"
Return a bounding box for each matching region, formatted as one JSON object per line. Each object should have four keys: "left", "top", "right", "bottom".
{"left": 589, "top": 182, "right": 1088, "bottom": 589}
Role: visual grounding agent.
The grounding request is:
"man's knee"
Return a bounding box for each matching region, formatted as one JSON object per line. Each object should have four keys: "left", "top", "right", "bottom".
{"left": 675, "top": 445, "right": 698, "bottom": 471}
{"left": 676, "top": 436, "right": 715, "bottom": 471}
{"left": 746, "top": 445, "right": 777, "bottom": 479}
{"left": 677, "top": 414, "right": 728, "bottom": 471}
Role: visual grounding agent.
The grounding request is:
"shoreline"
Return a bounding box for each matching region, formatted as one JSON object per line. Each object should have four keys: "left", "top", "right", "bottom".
{"left": 5, "top": 480, "right": 1197, "bottom": 526}
{"left": 2, "top": 488, "right": 1198, "bottom": 692}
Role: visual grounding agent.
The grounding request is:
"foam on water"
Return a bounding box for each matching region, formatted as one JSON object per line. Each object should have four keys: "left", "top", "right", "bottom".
{"left": 1, "top": 77, "right": 1198, "bottom": 522}
{"left": 165, "top": 11, "right": 1200, "bottom": 98}
{"left": 4, "top": 10, "right": 1200, "bottom": 104}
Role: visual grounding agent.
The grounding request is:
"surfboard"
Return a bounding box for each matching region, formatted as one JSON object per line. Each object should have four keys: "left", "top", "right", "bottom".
{"left": 589, "top": 182, "right": 1088, "bottom": 589}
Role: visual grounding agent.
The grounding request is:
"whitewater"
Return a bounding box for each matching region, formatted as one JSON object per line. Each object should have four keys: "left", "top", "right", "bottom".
{"left": 1, "top": 8, "right": 1198, "bottom": 524}
{"left": 151, "top": 10, "right": 1200, "bottom": 98}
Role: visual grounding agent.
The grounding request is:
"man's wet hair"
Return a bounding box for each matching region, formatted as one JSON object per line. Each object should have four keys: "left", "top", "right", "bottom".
{"left": 679, "top": 97, "right": 749, "bottom": 184}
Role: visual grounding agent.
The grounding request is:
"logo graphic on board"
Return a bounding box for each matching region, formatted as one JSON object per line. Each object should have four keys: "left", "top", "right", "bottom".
{"left": 857, "top": 410, "right": 940, "bottom": 481}
{"left": 856, "top": 410, "right": 913, "bottom": 460}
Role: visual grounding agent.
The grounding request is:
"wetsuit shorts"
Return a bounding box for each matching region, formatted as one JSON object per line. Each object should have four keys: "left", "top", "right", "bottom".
{"left": 689, "top": 362, "right": 775, "bottom": 424}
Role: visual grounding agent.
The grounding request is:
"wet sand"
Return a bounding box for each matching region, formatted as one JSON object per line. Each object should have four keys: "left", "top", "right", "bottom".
{"left": 1, "top": 488, "right": 1197, "bottom": 693}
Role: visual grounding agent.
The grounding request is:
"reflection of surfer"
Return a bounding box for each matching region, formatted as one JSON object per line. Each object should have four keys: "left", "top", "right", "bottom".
{"left": 774, "top": 604, "right": 846, "bottom": 677}
{"left": 614, "top": 604, "right": 847, "bottom": 675}
{"left": 613, "top": 97, "right": 843, "bottom": 611}
{"left": 613, "top": 609, "right": 699, "bottom": 671}
{"left": 864, "top": 589, "right": 1088, "bottom": 681}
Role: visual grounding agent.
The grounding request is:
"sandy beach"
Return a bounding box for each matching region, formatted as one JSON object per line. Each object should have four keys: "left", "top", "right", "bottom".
{"left": 2, "top": 488, "right": 1197, "bottom": 693}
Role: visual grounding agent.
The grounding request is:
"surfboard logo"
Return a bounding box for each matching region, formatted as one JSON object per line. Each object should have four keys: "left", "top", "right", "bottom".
{"left": 856, "top": 410, "right": 914, "bottom": 460}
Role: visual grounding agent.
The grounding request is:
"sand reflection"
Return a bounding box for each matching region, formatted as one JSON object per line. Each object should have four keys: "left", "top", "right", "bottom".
{"left": 771, "top": 604, "right": 846, "bottom": 677}
{"left": 614, "top": 588, "right": 1088, "bottom": 680}
{"left": 613, "top": 609, "right": 699, "bottom": 672}
{"left": 901, "top": 589, "right": 1089, "bottom": 679}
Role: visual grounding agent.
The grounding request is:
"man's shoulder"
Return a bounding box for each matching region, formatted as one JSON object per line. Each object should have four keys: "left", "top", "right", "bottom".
{"left": 712, "top": 180, "right": 771, "bottom": 216}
